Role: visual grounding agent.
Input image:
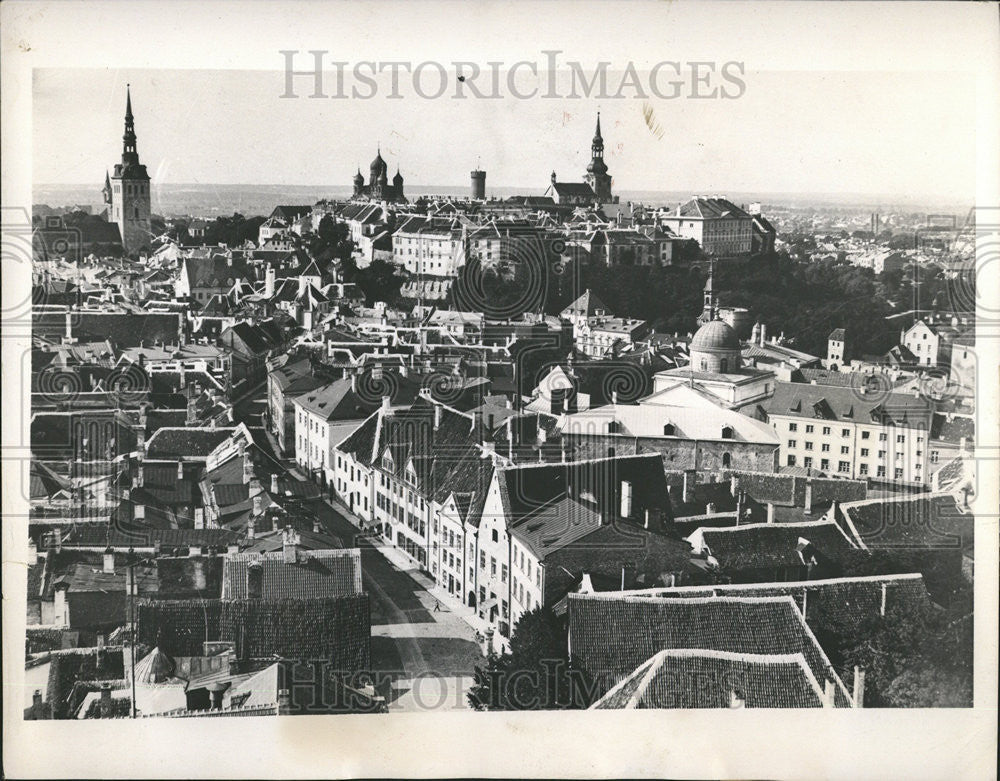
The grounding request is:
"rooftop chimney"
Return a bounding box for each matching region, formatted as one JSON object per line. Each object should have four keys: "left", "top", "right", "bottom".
{"left": 247, "top": 518, "right": 256, "bottom": 540}
{"left": 282, "top": 526, "right": 301, "bottom": 564}
{"left": 434, "top": 404, "right": 443, "bottom": 431}
{"left": 270, "top": 473, "right": 279, "bottom": 494}
{"left": 252, "top": 493, "right": 264, "bottom": 517}
{"left": 176, "top": 461, "right": 184, "bottom": 481}
{"left": 313, "top": 518, "right": 322, "bottom": 534}
{"left": 381, "top": 395, "right": 391, "bottom": 414}
{"left": 730, "top": 475, "right": 740, "bottom": 497}
{"left": 804, "top": 480, "right": 814, "bottom": 514}
{"left": 103, "top": 548, "right": 115, "bottom": 574}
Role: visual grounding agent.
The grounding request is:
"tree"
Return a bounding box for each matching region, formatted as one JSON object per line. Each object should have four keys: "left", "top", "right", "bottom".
{"left": 467, "top": 608, "right": 592, "bottom": 710}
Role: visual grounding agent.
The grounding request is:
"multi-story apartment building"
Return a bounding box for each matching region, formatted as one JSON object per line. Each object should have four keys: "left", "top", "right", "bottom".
{"left": 392, "top": 217, "right": 463, "bottom": 277}
{"left": 765, "top": 382, "right": 935, "bottom": 484}
{"left": 659, "top": 197, "right": 753, "bottom": 259}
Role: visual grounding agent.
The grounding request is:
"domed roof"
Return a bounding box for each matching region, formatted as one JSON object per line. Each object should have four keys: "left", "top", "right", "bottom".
{"left": 353, "top": 168, "right": 364, "bottom": 183}
{"left": 370, "top": 151, "right": 387, "bottom": 176}
{"left": 393, "top": 168, "right": 403, "bottom": 184}
{"left": 690, "top": 318, "right": 740, "bottom": 352}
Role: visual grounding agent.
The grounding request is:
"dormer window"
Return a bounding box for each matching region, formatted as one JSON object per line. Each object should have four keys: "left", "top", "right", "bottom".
{"left": 721, "top": 425, "right": 734, "bottom": 440}
{"left": 663, "top": 423, "right": 675, "bottom": 436}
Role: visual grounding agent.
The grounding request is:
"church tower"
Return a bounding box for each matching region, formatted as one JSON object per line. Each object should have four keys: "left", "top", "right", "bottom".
{"left": 584, "top": 112, "right": 613, "bottom": 203}
{"left": 108, "top": 84, "right": 151, "bottom": 255}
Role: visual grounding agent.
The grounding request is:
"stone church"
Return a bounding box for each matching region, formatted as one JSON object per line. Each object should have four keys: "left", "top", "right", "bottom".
{"left": 102, "top": 85, "right": 152, "bottom": 255}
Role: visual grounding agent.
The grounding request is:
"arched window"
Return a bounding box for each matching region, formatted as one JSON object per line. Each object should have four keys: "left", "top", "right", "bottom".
{"left": 719, "top": 359, "right": 728, "bottom": 373}
{"left": 722, "top": 452, "right": 732, "bottom": 467}
{"left": 721, "top": 425, "right": 734, "bottom": 440}
{"left": 700, "top": 359, "right": 708, "bottom": 372}
{"left": 663, "top": 423, "right": 675, "bottom": 436}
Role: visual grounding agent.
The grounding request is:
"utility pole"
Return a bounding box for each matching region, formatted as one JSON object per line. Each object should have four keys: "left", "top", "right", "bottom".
{"left": 128, "top": 552, "right": 137, "bottom": 718}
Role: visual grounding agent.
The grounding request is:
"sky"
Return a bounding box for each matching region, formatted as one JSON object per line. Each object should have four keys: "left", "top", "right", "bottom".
{"left": 31, "top": 63, "right": 977, "bottom": 203}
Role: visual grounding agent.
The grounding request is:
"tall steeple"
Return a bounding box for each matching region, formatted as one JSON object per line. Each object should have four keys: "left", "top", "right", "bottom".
{"left": 585, "top": 111, "right": 612, "bottom": 203}
{"left": 122, "top": 83, "right": 139, "bottom": 167}
{"left": 592, "top": 112, "right": 604, "bottom": 159}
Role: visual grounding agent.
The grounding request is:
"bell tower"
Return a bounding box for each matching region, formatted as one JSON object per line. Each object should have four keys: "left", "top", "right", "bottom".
{"left": 584, "top": 112, "right": 613, "bottom": 203}
{"left": 109, "top": 84, "right": 151, "bottom": 255}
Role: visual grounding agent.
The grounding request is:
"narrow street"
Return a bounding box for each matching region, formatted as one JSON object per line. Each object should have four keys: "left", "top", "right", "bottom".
{"left": 234, "top": 379, "right": 483, "bottom": 711}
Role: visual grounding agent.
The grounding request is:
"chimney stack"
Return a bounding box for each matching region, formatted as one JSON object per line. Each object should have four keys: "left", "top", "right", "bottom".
{"left": 100, "top": 684, "right": 113, "bottom": 718}
{"left": 247, "top": 518, "right": 256, "bottom": 540}
{"left": 804, "top": 480, "right": 813, "bottom": 514}
{"left": 381, "top": 395, "right": 391, "bottom": 414}
{"left": 313, "top": 518, "right": 322, "bottom": 534}
{"left": 177, "top": 461, "right": 184, "bottom": 481}
{"left": 730, "top": 475, "right": 740, "bottom": 497}
{"left": 103, "top": 548, "right": 115, "bottom": 574}
{"left": 270, "top": 473, "right": 279, "bottom": 494}
{"left": 252, "top": 493, "right": 264, "bottom": 517}
{"left": 767, "top": 502, "right": 775, "bottom": 523}
{"left": 434, "top": 404, "right": 442, "bottom": 431}
{"left": 282, "top": 526, "right": 301, "bottom": 564}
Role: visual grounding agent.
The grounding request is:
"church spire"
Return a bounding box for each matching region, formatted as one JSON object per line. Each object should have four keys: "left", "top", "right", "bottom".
{"left": 122, "top": 83, "right": 138, "bottom": 165}
{"left": 594, "top": 111, "right": 602, "bottom": 141}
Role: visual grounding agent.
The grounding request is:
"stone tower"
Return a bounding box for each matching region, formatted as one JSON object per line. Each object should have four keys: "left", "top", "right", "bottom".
{"left": 108, "top": 84, "right": 151, "bottom": 255}
{"left": 584, "top": 112, "right": 613, "bottom": 204}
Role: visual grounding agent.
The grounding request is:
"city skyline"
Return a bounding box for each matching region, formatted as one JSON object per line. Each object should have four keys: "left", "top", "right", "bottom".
{"left": 33, "top": 67, "right": 976, "bottom": 202}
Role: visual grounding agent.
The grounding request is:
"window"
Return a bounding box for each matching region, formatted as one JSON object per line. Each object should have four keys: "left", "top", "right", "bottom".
{"left": 897, "top": 435, "right": 906, "bottom": 444}
{"left": 842, "top": 429, "right": 850, "bottom": 437}
{"left": 840, "top": 446, "right": 849, "bottom": 455}
{"left": 480, "top": 551, "right": 486, "bottom": 569}
{"left": 822, "top": 426, "right": 831, "bottom": 436}
{"left": 804, "top": 457, "right": 813, "bottom": 468}
{"left": 491, "top": 529, "right": 498, "bottom": 543}
{"left": 805, "top": 425, "right": 814, "bottom": 433}
{"left": 877, "top": 466, "right": 886, "bottom": 477}
{"left": 859, "top": 464, "right": 869, "bottom": 475}
{"left": 789, "top": 423, "right": 798, "bottom": 432}
{"left": 862, "top": 431, "right": 871, "bottom": 440}
{"left": 721, "top": 426, "right": 734, "bottom": 440}
{"left": 787, "top": 455, "right": 797, "bottom": 466}
{"left": 838, "top": 461, "right": 850, "bottom": 473}
{"left": 930, "top": 451, "right": 939, "bottom": 463}
{"left": 821, "top": 459, "right": 830, "bottom": 471}
{"left": 894, "top": 468, "right": 904, "bottom": 480}
{"left": 915, "top": 450, "right": 922, "bottom": 458}
{"left": 821, "top": 444, "right": 830, "bottom": 452}
{"left": 663, "top": 423, "right": 675, "bottom": 436}
{"left": 861, "top": 448, "right": 869, "bottom": 457}
{"left": 879, "top": 433, "right": 887, "bottom": 442}
{"left": 501, "top": 565, "right": 508, "bottom": 583}
{"left": 490, "top": 557, "right": 497, "bottom": 576}
{"left": 878, "top": 450, "right": 885, "bottom": 459}
{"left": 527, "top": 560, "right": 532, "bottom": 578}
{"left": 788, "top": 440, "right": 797, "bottom": 448}
{"left": 804, "top": 442, "right": 814, "bottom": 451}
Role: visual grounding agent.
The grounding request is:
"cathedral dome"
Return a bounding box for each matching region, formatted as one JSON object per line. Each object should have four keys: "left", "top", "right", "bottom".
{"left": 690, "top": 319, "right": 740, "bottom": 352}
{"left": 353, "top": 169, "right": 364, "bottom": 185}
{"left": 370, "top": 151, "right": 387, "bottom": 178}
{"left": 393, "top": 168, "right": 404, "bottom": 185}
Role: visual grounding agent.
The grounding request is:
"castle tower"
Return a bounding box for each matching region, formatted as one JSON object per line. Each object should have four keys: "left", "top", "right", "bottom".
{"left": 471, "top": 168, "right": 486, "bottom": 200}
{"left": 584, "top": 112, "right": 613, "bottom": 203}
{"left": 108, "top": 84, "right": 151, "bottom": 255}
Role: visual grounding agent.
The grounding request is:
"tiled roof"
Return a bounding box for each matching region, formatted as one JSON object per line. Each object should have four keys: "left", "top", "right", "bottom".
{"left": 620, "top": 572, "right": 931, "bottom": 639}
{"left": 145, "top": 427, "right": 236, "bottom": 459}
{"left": 677, "top": 197, "right": 751, "bottom": 220}
{"left": 839, "top": 494, "right": 972, "bottom": 553}
{"left": 765, "top": 381, "right": 933, "bottom": 427}
{"left": 931, "top": 414, "right": 975, "bottom": 444}
{"left": 183, "top": 254, "right": 250, "bottom": 290}
{"left": 552, "top": 182, "right": 596, "bottom": 197}
{"left": 687, "top": 520, "right": 859, "bottom": 571}
{"left": 221, "top": 548, "right": 363, "bottom": 599}
{"left": 568, "top": 592, "right": 852, "bottom": 705}
{"left": 592, "top": 649, "right": 827, "bottom": 709}
{"left": 561, "top": 289, "right": 609, "bottom": 318}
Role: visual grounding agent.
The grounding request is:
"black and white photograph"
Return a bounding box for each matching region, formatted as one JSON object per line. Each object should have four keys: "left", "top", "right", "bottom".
{"left": 2, "top": 1, "right": 998, "bottom": 778}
